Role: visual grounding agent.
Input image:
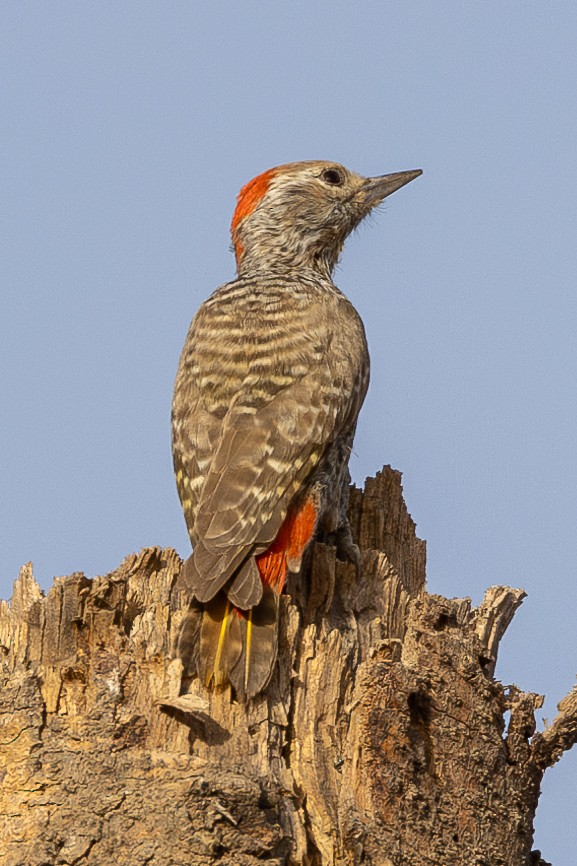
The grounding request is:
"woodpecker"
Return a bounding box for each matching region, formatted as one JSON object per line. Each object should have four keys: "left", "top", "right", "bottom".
{"left": 172, "top": 160, "right": 421, "bottom": 699}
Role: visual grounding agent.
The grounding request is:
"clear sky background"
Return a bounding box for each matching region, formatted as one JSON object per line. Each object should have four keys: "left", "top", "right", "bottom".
{"left": 2, "top": 3, "right": 575, "bottom": 861}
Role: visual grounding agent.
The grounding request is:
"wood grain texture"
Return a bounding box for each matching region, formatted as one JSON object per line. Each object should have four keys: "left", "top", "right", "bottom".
{"left": 0, "top": 467, "right": 573, "bottom": 866}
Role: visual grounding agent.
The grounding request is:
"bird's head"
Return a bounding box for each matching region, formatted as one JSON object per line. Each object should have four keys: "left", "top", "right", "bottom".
{"left": 230, "top": 160, "right": 422, "bottom": 278}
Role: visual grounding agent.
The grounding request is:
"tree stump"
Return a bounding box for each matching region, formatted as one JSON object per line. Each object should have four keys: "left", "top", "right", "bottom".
{"left": 1, "top": 466, "right": 575, "bottom": 866}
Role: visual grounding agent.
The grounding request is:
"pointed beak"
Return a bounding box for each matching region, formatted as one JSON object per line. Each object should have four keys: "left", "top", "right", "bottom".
{"left": 362, "top": 169, "right": 422, "bottom": 206}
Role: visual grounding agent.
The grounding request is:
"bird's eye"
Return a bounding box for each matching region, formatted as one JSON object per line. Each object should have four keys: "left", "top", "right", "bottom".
{"left": 321, "top": 168, "right": 344, "bottom": 186}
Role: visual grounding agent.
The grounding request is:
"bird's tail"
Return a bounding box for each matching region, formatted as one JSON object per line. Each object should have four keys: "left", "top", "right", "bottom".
{"left": 178, "top": 496, "right": 317, "bottom": 700}
{"left": 197, "top": 587, "right": 280, "bottom": 700}
{"left": 177, "top": 586, "right": 280, "bottom": 701}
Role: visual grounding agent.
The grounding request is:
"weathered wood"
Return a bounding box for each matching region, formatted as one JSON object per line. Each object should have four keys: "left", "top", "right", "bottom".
{"left": 0, "top": 466, "right": 574, "bottom": 866}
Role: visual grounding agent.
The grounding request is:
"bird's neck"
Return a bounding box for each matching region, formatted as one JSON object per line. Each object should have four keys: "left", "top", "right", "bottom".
{"left": 236, "top": 243, "right": 340, "bottom": 282}
{"left": 233, "top": 219, "right": 343, "bottom": 282}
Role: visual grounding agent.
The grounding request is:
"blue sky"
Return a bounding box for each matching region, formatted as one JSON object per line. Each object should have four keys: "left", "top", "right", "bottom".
{"left": 1, "top": 3, "right": 576, "bottom": 861}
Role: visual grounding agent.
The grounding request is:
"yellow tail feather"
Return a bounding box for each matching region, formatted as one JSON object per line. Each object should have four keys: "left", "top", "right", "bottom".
{"left": 211, "top": 599, "right": 230, "bottom": 685}
{"left": 244, "top": 608, "right": 253, "bottom": 692}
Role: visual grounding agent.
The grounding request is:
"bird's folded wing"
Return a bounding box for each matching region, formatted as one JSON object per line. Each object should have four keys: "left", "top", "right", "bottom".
{"left": 186, "top": 368, "right": 337, "bottom": 602}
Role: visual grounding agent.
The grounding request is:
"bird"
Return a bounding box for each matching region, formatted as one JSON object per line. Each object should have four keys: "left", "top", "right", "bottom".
{"left": 172, "top": 160, "right": 421, "bottom": 700}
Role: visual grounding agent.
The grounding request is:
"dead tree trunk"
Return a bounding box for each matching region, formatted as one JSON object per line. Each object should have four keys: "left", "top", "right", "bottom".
{"left": 1, "top": 467, "right": 575, "bottom": 866}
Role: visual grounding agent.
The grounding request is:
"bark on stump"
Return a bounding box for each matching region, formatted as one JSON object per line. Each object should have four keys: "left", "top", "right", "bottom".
{"left": 1, "top": 466, "right": 575, "bottom": 866}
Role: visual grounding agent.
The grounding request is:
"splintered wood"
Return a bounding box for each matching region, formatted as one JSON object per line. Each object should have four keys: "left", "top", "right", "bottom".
{"left": 1, "top": 467, "right": 573, "bottom": 866}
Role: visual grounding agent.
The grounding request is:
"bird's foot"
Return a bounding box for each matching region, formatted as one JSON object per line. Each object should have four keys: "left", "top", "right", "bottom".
{"left": 317, "top": 522, "right": 362, "bottom": 579}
